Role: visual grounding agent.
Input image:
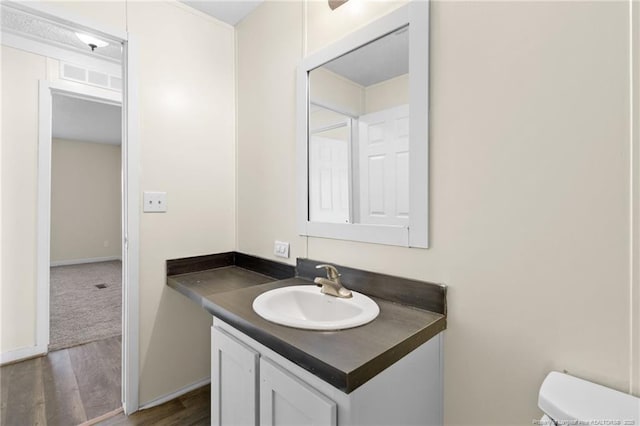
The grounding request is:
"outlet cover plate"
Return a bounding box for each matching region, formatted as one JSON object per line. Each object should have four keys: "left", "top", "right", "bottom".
{"left": 274, "top": 241, "right": 290, "bottom": 258}
{"left": 143, "top": 191, "right": 167, "bottom": 213}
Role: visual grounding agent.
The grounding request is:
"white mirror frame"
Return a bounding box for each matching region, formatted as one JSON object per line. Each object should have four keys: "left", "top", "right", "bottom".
{"left": 297, "top": 1, "right": 429, "bottom": 248}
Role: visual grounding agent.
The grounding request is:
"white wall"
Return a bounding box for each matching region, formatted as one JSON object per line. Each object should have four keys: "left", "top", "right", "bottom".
{"left": 50, "top": 138, "right": 121, "bottom": 263}
{"left": 1, "top": 0, "right": 236, "bottom": 405}
{"left": 237, "top": 1, "right": 639, "bottom": 425}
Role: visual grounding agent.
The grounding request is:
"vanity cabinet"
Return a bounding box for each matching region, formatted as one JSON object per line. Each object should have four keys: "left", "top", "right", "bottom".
{"left": 211, "top": 318, "right": 443, "bottom": 426}
{"left": 260, "top": 358, "right": 337, "bottom": 426}
{"left": 211, "top": 327, "right": 259, "bottom": 426}
{"left": 211, "top": 326, "right": 336, "bottom": 426}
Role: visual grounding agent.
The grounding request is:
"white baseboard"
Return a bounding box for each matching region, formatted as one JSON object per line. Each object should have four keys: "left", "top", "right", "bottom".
{"left": 51, "top": 255, "right": 122, "bottom": 267}
{"left": 138, "top": 377, "right": 211, "bottom": 410}
{"left": 0, "top": 344, "right": 47, "bottom": 365}
{"left": 80, "top": 407, "right": 124, "bottom": 426}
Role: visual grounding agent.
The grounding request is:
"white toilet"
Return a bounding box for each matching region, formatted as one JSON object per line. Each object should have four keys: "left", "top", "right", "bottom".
{"left": 539, "top": 371, "right": 640, "bottom": 425}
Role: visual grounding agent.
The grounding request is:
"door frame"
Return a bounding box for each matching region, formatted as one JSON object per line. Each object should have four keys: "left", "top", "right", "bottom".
{"left": 38, "top": 81, "right": 122, "bottom": 354}
{"left": 11, "top": 1, "right": 142, "bottom": 415}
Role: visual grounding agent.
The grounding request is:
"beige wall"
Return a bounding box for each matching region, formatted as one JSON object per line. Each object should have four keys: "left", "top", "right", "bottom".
{"left": 237, "top": 1, "right": 638, "bottom": 425}
{"left": 236, "top": 0, "right": 305, "bottom": 262}
{"left": 3, "top": 0, "right": 637, "bottom": 419}
{"left": 1, "top": 46, "right": 45, "bottom": 353}
{"left": 1, "top": 1, "right": 236, "bottom": 405}
{"left": 364, "top": 73, "right": 408, "bottom": 113}
{"left": 50, "top": 138, "right": 121, "bottom": 263}
{"left": 309, "top": 68, "right": 409, "bottom": 116}
{"left": 310, "top": 67, "right": 364, "bottom": 116}
{"left": 128, "top": 2, "right": 235, "bottom": 403}
{"left": 0, "top": 46, "right": 119, "bottom": 356}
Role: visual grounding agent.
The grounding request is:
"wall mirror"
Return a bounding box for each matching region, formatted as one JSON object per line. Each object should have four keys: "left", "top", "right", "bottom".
{"left": 297, "top": 2, "right": 429, "bottom": 247}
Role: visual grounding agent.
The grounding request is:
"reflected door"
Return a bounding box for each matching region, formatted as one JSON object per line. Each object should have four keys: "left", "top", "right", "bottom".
{"left": 358, "top": 104, "right": 409, "bottom": 226}
{"left": 309, "top": 135, "right": 350, "bottom": 224}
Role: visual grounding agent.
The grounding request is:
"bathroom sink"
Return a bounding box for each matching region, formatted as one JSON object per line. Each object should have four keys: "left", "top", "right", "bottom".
{"left": 252, "top": 285, "right": 379, "bottom": 330}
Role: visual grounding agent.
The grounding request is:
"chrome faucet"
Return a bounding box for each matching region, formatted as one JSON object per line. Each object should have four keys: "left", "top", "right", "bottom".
{"left": 314, "top": 264, "right": 352, "bottom": 298}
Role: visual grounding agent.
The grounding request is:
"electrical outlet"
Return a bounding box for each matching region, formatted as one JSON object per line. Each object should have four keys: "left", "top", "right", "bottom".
{"left": 143, "top": 191, "right": 167, "bottom": 213}
{"left": 274, "top": 241, "right": 290, "bottom": 258}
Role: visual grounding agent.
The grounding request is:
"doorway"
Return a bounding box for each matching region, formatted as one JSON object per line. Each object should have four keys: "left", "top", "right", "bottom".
{"left": 49, "top": 94, "right": 122, "bottom": 352}
{"left": 33, "top": 81, "right": 126, "bottom": 422}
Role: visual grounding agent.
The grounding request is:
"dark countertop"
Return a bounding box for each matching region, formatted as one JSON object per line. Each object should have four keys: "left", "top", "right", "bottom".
{"left": 167, "top": 254, "right": 446, "bottom": 394}
{"left": 167, "top": 266, "right": 277, "bottom": 304}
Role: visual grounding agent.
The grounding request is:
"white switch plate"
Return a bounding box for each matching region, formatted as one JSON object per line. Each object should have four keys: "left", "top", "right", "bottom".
{"left": 274, "top": 240, "right": 290, "bottom": 258}
{"left": 143, "top": 191, "right": 167, "bottom": 213}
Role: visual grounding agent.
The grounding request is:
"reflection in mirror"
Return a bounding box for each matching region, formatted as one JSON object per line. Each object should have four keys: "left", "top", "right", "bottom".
{"left": 308, "top": 25, "right": 409, "bottom": 226}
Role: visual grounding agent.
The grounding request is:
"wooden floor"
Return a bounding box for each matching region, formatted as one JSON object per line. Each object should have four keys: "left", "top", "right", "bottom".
{"left": 97, "top": 386, "right": 210, "bottom": 426}
{"left": 1, "top": 336, "right": 121, "bottom": 426}
{"left": 1, "top": 336, "right": 210, "bottom": 426}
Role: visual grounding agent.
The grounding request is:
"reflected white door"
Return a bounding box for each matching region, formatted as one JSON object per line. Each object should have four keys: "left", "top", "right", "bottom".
{"left": 309, "top": 136, "right": 350, "bottom": 223}
{"left": 358, "top": 104, "right": 409, "bottom": 226}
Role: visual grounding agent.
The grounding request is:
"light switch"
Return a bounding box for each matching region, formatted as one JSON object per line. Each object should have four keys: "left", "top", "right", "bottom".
{"left": 143, "top": 191, "right": 167, "bottom": 213}
{"left": 274, "top": 241, "right": 290, "bottom": 258}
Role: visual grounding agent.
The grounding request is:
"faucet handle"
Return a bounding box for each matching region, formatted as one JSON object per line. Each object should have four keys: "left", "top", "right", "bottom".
{"left": 315, "top": 264, "right": 340, "bottom": 279}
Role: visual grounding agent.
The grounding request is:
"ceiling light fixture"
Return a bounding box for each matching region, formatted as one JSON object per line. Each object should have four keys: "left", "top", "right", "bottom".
{"left": 328, "top": 0, "right": 349, "bottom": 10}
{"left": 75, "top": 33, "right": 108, "bottom": 51}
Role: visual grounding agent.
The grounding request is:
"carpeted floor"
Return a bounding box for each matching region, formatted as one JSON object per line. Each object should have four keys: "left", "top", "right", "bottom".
{"left": 49, "top": 260, "right": 122, "bottom": 351}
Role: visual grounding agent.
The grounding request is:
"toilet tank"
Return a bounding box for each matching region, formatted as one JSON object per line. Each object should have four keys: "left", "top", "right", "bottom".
{"left": 538, "top": 372, "right": 640, "bottom": 423}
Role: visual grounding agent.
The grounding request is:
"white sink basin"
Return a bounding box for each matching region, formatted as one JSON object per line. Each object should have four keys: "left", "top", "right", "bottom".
{"left": 252, "top": 285, "right": 379, "bottom": 330}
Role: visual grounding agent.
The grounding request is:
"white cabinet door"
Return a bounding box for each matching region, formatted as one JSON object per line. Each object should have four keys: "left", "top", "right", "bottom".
{"left": 260, "top": 358, "right": 337, "bottom": 426}
{"left": 211, "top": 326, "right": 259, "bottom": 426}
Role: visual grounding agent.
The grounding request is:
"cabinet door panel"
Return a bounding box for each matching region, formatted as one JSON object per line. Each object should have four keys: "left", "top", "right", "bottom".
{"left": 211, "top": 326, "right": 259, "bottom": 426}
{"left": 260, "top": 358, "right": 336, "bottom": 426}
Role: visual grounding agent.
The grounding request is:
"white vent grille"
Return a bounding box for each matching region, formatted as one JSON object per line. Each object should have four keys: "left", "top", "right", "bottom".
{"left": 60, "top": 62, "right": 121, "bottom": 92}
{"left": 63, "top": 63, "right": 86, "bottom": 81}
{"left": 88, "top": 70, "right": 109, "bottom": 86}
{"left": 110, "top": 76, "right": 122, "bottom": 91}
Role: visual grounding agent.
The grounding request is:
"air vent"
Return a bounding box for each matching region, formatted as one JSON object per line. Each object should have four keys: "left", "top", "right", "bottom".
{"left": 60, "top": 62, "right": 121, "bottom": 92}
{"left": 110, "top": 76, "right": 122, "bottom": 91}
{"left": 63, "top": 64, "right": 86, "bottom": 81}
{"left": 88, "top": 70, "right": 109, "bottom": 87}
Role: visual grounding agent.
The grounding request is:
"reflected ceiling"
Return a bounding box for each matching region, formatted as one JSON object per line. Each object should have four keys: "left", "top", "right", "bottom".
{"left": 323, "top": 26, "right": 409, "bottom": 87}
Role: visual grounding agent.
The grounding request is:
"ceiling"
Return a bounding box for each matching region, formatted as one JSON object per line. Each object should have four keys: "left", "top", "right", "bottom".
{"left": 53, "top": 95, "right": 122, "bottom": 145}
{"left": 180, "top": 0, "right": 264, "bottom": 26}
{"left": 323, "top": 26, "right": 409, "bottom": 87}
{"left": 1, "top": 4, "right": 122, "bottom": 62}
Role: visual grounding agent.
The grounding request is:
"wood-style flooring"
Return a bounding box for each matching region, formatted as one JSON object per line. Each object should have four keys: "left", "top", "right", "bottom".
{"left": 97, "top": 386, "right": 210, "bottom": 426}
{"left": 1, "top": 336, "right": 210, "bottom": 426}
{"left": 1, "top": 336, "right": 121, "bottom": 426}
